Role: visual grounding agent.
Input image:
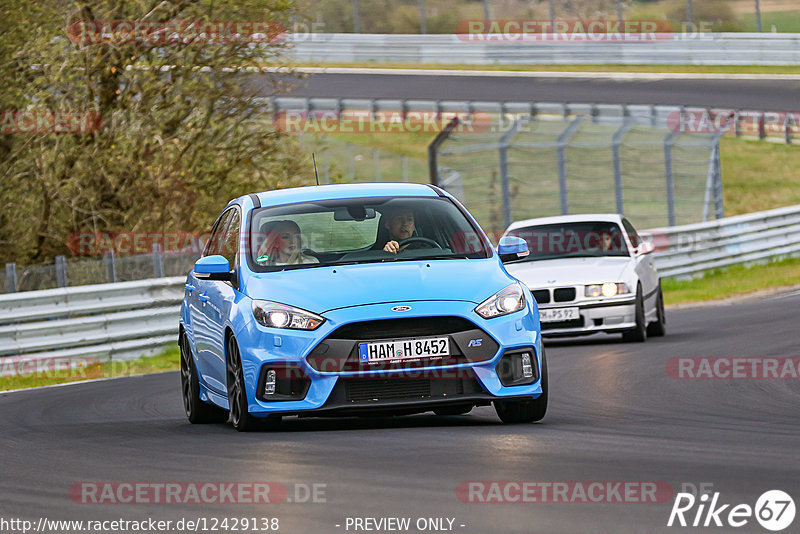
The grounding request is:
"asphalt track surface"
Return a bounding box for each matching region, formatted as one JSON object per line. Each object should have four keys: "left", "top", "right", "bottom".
{"left": 270, "top": 71, "right": 800, "bottom": 110}
{"left": 2, "top": 291, "right": 799, "bottom": 533}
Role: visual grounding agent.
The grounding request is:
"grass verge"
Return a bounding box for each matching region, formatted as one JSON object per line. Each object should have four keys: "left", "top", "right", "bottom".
{"left": 741, "top": 10, "right": 800, "bottom": 32}
{"left": 0, "top": 343, "right": 179, "bottom": 392}
{"left": 663, "top": 256, "right": 800, "bottom": 305}
{"left": 720, "top": 137, "right": 800, "bottom": 216}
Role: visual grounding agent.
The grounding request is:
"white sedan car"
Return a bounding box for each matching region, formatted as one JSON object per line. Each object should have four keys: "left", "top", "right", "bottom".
{"left": 502, "top": 214, "right": 665, "bottom": 341}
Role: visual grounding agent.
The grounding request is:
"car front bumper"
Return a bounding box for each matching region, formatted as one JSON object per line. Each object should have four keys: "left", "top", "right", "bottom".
{"left": 232, "top": 300, "right": 543, "bottom": 417}
{"left": 539, "top": 297, "right": 637, "bottom": 336}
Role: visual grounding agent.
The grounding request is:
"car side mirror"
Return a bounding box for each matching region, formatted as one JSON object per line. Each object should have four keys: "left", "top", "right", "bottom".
{"left": 497, "top": 236, "right": 530, "bottom": 263}
{"left": 194, "top": 255, "right": 233, "bottom": 281}
{"left": 636, "top": 241, "right": 655, "bottom": 255}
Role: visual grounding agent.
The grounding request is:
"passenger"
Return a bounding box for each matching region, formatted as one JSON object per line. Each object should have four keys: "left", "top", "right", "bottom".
{"left": 382, "top": 207, "right": 416, "bottom": 254}
{"left": 256, "top": 220, "right": 318, "bottom": 265}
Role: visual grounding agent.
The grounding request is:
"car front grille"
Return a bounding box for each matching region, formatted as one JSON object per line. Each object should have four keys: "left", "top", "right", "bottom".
{"left": 532, "top": 289, "right": 550, "bottom": 304}
{"left": 344, "top": 378, "right": 434, "bottom": 402}
{"left": 329, "top": 316, "right": 475, "bottom": 340}
{"left": 553, "top": 287, "right": 577, "bottom": 302}
{"left": 330, "top": 369, "right": 484, "bottom": 405}
{"left": 306, "top": 316, "right": 498, "bottom": 372}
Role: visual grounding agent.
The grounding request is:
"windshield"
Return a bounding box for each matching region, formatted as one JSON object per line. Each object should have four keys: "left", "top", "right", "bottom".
{"left": 506, "top": 221, "right": 629, "bottom": 261}
{"left": 246, "top": 196, "right": 492, "bottom": 271}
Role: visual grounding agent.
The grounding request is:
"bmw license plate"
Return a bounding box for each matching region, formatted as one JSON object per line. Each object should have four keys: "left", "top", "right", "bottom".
{"left": 539, "top": 307, "right": 580, "bottom": 322}
{"left": 359, "top": 337, "right": 450, "bottom": 362}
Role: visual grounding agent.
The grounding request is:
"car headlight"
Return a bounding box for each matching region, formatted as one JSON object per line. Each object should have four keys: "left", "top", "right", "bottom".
{"left": 584, "top": 283, "right": 630, "bottom": 298}
{"left": 475, "top": 283, "right": 526, "bottom": 319}
{"left": 252, "top": 300, "right": 325, "bottom": 330}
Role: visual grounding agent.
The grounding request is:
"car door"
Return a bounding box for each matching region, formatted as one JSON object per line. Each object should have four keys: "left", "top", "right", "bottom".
{"left": 192, "top": 208, "right": 235, "bottom": 394}
{"left": 199, "top": 206, "right": 242, "bottom": 393}
{"left": 622, "top": 218, "right": 658, "bottom": 309}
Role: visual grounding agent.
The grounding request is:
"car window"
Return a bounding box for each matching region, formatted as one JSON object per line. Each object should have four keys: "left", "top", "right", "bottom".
{"left": 621, "top": 218, "right": 641, "bottom": 248}
{"left": 203, "top": 208, "right": 234, "bottom": 257}
{"left": 269, "top": 211, "right": 380, "bottom": 253}
{"left": 219, "top": 208, "right": 241, "bottom": 266}
{"left": 506, "top": 221, "right": 629, "bottom": 261}
{"left": 247, "top": 196, "right": 491, "bottom": 271}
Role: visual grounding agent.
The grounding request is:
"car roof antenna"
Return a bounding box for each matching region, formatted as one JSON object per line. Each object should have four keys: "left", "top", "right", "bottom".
{"left": 312, "top": 153, "right": 320, "bottom": 186}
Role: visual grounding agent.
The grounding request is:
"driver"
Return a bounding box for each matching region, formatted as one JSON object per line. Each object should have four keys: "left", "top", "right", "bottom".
{"left": 382, "top": 207, "right": 416, "bottom": 254}
{"left": 601, "top": 229, "right": 621, "bottom": 252}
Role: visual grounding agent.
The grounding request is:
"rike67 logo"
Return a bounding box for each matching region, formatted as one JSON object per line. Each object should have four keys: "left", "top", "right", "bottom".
{"left": 668, "top": 490, "right": 795, "bottom": 531}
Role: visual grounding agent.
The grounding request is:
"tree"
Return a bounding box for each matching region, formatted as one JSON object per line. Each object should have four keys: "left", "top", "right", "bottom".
{"left": 0, "top": 0, "right": 309, "bottom": 264}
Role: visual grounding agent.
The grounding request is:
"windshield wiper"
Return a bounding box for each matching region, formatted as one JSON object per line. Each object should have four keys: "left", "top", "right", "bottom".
{"left": 411, "top": 254, "right": 471, "bottom": 260}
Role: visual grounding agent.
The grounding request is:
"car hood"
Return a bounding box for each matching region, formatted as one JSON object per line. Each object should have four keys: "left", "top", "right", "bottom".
{"left": 504, "top": 256, "right": 631, "bottom": 287}
{"left": 242, "top": 258, "right": 514, "bottom": 314}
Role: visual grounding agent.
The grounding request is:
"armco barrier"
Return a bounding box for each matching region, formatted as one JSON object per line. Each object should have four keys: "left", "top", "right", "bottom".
{"left": 287, "top": 33, "right": 800, "bottom": 66}
{"left": 1, "top": 205, "right": 799, "bottom": 365}
{"left": 268, "top": 97, "right": 798, "bottom": 145}
{"left": 0, "top": 277, "right": 183, "bottom": 371}
{"left": 642, "top": 204, "right": 800, "bottom": 278}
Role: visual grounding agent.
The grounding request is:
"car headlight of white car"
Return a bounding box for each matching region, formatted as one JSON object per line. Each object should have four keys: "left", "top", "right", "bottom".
{"left": 475, "top": 282, "right": 527, "bottom": 319}
{"left": 584, "top": 282, "right": 631, "bottom": 298}
{"left": 252, "top": 300, "right": 325, "bottom": 330}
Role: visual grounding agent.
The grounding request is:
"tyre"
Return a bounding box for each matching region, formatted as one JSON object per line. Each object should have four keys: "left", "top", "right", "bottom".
{"left": 226, "top": 335, "right": 280, "bottom": 431}
{"left": 433, "top": 404, "right": 473, "bottom": 416}
{"left": 494, "top": 346, "right": 548, "bottom": 424}
{"left": 180, "top": 331, "right": 227, "bottom": 424}
{"left": 622, "top": 285, "right": 647, "bottom": 343}
{"left": 647, "top": 284, "right": 666, "bottom": 337}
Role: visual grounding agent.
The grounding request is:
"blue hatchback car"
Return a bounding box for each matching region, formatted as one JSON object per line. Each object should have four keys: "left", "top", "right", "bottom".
{"left": 179, "top": 183, "right": 547, "bottom": 431}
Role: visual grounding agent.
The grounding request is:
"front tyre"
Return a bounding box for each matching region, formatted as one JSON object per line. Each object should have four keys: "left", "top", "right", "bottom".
{"left": 180, "top": 331, "right": 227, "bottom": 424}
{"left": 494, "top": 346, "right": 548, "bottom": 424}
{"left": 622, "top": 284, "right": 647, "bottom": 343}
{"left": 646, "top": 284, "right": 666, "bottom": 337}
{"left": 226, "top": 335, "right": 279, "bottom": 431}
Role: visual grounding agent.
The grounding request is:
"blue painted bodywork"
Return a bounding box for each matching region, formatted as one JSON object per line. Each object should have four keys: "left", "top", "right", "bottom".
{"left": 194, "top": 255, "right": 231, "bottom": 274}
{"left": 180, "top": 183, "right": 543, "bottom": 417}
{"left": 498, "top": 235, "right": 529, "bottom": 256}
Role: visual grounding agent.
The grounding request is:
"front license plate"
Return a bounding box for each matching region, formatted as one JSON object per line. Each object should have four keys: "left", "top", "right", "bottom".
{"left": 359, "top": 337, "right": 450, "bottom": 362}
{"left": 539, "top": 307, "right": 580, "bottom": 322}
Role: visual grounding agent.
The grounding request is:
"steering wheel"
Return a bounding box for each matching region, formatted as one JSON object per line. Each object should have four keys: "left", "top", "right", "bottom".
{"left": 399, "top": 237, "right": 442, "bottom": 250}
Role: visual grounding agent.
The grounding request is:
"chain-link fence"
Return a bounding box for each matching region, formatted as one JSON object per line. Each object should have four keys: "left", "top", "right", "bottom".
{"left": 434, "top": 113, "right": 723, "bottom": 239}
{"left": 296, "top": 134, "right": 429, "bottom": 183}
{"left": 4, "top": 251, "right": 199, "bottom": 294}
{"left": 270, "top": 96, "right": 726, "bottom": 238}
